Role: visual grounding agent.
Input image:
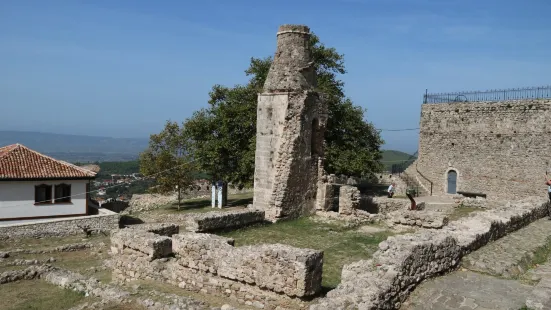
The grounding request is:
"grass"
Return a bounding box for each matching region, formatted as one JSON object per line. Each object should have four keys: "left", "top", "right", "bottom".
{"left": 0, "top": 234, "right": 108, "bottom": 251}
{"left": 0, "top": 280, "right": 87, "bottom": 310}
{"left": 150, "top": 192, "right": 253, "bottom": 215}
{"left": 218, "top": 217, "right": 392, "bottom": 289}
{"left": 1, "top": 235, "right": 112, "bottom": 283}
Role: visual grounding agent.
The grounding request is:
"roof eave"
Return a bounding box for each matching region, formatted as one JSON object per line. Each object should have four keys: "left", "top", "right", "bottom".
{"left": 0, "top": 176, "right": 96, "bottom": 181}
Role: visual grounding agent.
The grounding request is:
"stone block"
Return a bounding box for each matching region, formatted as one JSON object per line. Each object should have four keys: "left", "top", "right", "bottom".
{"left": 338, "top": 185, "right": 360, "bottom": 215}
{"left": 111, "top": 229, "right": 172, "bottom": 260}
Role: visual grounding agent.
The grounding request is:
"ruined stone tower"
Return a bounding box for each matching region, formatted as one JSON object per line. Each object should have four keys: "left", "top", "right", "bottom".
{"left": 253, "top": 25, "right": 328, "bottom": 222}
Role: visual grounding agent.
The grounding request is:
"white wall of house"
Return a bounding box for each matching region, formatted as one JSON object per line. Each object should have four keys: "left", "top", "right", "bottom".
{"left": 0, "top": 180, "right": 89, "bottom": 220}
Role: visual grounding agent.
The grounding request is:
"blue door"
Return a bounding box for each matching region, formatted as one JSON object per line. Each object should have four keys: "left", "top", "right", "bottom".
{"left": 447, "top": 171, "right": 457, "bottom": 194}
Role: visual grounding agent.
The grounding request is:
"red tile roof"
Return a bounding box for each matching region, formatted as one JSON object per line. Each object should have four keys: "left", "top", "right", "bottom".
{"left": 0, "top": 144, "right": 96, "bottom": 180}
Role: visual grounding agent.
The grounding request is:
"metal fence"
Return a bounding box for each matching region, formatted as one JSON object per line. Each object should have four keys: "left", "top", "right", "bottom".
{"left": 423, "top": 85, "right": 551, "bottom": 104}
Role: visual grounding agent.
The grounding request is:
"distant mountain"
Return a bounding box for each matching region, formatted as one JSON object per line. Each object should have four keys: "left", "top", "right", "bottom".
{"left": 0, "top": 131, "right": 149, "bottom": 162}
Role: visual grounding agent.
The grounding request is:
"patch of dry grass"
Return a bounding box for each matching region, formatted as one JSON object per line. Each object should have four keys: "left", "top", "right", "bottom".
{"left": 219, "top": 217, "right": 393, "bottom": 289}
{"left": 0, "top": 280, "right": 87, "bottom": 310}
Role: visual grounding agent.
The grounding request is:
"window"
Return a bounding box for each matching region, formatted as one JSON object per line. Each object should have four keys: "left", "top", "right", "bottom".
{"left": 311, "top": 118, "right": 320, "bottom": 156}
{"left": 54, "top": 184, "right": 71, "bottom": 203}
{"left": 35, "top": 184, "right": 52, "bottom": 204}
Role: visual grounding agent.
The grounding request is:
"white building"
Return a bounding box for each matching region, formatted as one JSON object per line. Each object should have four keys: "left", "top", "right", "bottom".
{"left": 0, "top": 144, "right": 96, "bottom": 221}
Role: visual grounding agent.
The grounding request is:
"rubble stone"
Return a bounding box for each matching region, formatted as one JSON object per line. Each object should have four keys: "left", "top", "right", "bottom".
{"left": 388, "top": 210, "right": 449, "bottom": 229}
{"left": 310, "top": 197, "right": 548, "bottom": 310}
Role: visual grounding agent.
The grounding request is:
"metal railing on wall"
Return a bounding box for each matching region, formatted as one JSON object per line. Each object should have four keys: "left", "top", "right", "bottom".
{"left": 423, "top": 85, "right": 551, "bottom": 104}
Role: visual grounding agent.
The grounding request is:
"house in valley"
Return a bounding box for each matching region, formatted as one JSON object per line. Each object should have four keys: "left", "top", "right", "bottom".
{"left": 0, "top": 144, "right": 97, "bottom": 221}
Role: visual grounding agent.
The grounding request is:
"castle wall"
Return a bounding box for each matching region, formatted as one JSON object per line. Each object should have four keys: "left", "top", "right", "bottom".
{"left": 417, "top": 99, "right": 551, "bottom": 200}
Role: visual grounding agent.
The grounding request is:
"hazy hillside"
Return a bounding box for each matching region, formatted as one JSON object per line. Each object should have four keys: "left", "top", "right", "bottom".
{"left": 381, "top": 150, "right": 417, "bottom": 171}
{"left": 0, "top": 131, "right": 149, "bottom": 162}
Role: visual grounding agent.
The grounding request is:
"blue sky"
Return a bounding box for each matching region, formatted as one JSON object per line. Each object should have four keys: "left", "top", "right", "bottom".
{"left": 1, "top": 0, "right": 550, "bottom": 153}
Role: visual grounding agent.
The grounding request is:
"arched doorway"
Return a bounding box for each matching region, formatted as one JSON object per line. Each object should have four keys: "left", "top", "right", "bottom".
{"left": 447, "top": 170, "right": 457, "bottom": 194}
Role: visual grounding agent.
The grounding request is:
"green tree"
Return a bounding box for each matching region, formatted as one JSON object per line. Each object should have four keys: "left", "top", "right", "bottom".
{"left": 139, "top": 121, "right": 195, "bottom": 210}
{"left": 183, "top": 33, "right": 383, "bottom": 187}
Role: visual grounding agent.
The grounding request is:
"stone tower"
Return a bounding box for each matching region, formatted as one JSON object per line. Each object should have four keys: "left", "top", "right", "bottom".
{"left": 253, "top": 25, "right": 328, "bottom": 222}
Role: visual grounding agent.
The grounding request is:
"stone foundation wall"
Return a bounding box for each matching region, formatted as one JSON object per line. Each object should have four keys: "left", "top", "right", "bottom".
{"left": 360, "top": 196, "right": 410, "bottom": 214}
{"left": 337, "top": 186, "right": 411, "bottom": 216}
{"left": 388, "top": 210, "right": 449, "bottom": 229}
{"left": 311, "top": 197, "right": 549, "bottom": 309}
{"left": 185, "top": 209, "right": 265, "bottom": 232}
{"left": 0, "top": 212, "right": 120, "bottom": 240}
{"left": 111, "top": 228, "right": 324, "bottom": 309}
{"left": 124, "top": 223, "right": 179, "bottom": 236}
{"left": 173, "top": 232, "right": 323, "bottom": 297}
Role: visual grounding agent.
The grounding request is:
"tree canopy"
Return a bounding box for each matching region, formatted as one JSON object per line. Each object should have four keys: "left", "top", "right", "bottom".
{"left": 139, "top": 121, "right": 196, "bottom": 209}
{"left": 182, "top": 33, "right": 383, "bottom": 187}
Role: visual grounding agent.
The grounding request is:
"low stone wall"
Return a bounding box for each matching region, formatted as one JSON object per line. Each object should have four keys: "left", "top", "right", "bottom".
{"left": 111, "top": 229, "right": 324, "bottom": 309}
{"left": 310, "top": 197, "right": 549, "bottom": 309}
{"left": 388, "top": 210, "right": 449, "bottom": 229}
{"left": 361, "top": 196, "right": 411, "bottom": 214}
{"left": 0, "top": 212, "right": 120, "bottom": 240}
{"left": 459, "top": 196, "right": 489, "bottom": 208}
{"left": 173, "top": 232, "right": 322, "bottom": 297}
{"left": 338, "top": 186, "right": 413, "bottom": 216}
{"left": 185, "top": 209, "right": 265, "bottom": 232}
{"left": 111, "top": 229, "right": 172, "bottom": 261}
{"left": 125, "top": 223, "right": 179, "bottom": 236}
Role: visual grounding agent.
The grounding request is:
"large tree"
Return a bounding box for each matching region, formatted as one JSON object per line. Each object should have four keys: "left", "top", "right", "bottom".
{"left": 140, "top": 121, "right": 196, "bottom": 210}
{"left": 183, "top": 33, "right": 383, "bottom": 187}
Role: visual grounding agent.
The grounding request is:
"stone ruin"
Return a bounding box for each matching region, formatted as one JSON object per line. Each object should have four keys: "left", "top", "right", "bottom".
{"left": 253, "top": 24, "right": 328, "bottom": 222}
{"left": 104, "top": 24, "right": 551, "bottom": 310}
{"left": 111, "top": 223, "right": 323, "bottom": 309}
